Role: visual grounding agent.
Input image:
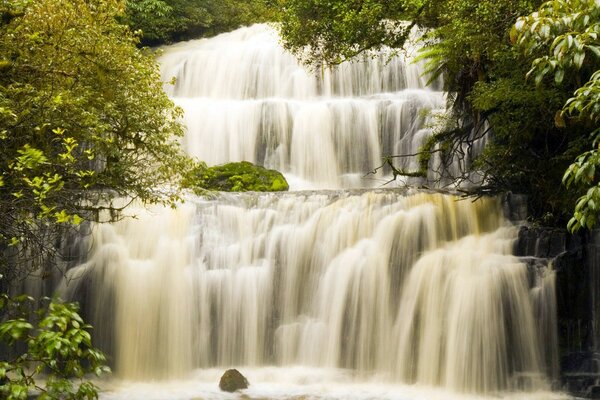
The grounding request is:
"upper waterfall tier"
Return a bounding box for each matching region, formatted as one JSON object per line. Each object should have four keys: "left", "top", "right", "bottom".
{"left": 160, "top": 24, "right": 437, "bottom": 100}
{"left": 159, "top": 25, "right": 449, "bottom": 189}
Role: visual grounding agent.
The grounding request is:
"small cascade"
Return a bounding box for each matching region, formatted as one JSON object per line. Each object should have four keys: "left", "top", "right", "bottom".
{"left": 159, "top": 24, "right": 446, "bottom": 189}
{"left": 62, "top": 191, "right": 558, "bottom": 393}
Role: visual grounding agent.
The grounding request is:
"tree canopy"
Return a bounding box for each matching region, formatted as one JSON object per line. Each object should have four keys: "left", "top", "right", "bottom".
{"left": 277, "top": 0, "right": 417, "bottom": 65}
{"left": 0, "top": 0, "right": 190, "bottom": 280}
{"left": 124, "top": 0, "right": 276, "bottom": 45}
{"left": 278, "top": 0, "right": 599, "bottom": 228}
{"left": 514, "top": 0, "right": 600, "bottom": 230}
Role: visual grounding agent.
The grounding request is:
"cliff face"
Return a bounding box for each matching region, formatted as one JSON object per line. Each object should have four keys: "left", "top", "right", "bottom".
{"left": 505, "top": 192, "right": 600, "bottom": 397}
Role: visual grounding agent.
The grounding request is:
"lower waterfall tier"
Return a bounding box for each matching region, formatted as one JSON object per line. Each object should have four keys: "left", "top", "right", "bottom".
{"left": 62, "top": 190, "right": 557, "bottom": 394}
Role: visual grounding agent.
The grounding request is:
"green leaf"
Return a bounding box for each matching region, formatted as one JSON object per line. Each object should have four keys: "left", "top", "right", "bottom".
{"left": 574, "top": 51, "right": 585, "bottom": 69}
{"left": 555, "top": 68, "right": 565, "bottom": 84}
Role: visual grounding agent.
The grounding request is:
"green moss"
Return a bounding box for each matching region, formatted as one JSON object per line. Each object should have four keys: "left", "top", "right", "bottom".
{"left": 183, "top": 161, "right": 289, "bottom": 193}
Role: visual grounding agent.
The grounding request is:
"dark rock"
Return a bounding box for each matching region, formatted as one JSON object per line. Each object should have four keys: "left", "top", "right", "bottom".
{"left": 538, "top": 229, "right": 567, "bottom": 258}
{"left": 502, "top": 192, "right": 528, "bottom": 222}
{"left": 515, "top": 226, "right": 538, "bottom": 257}
{"left": 219, "top": 369, "right": 249, "bottom": 392}
{"left": 589, "top": 385, "right": 600, "bottom": 399}
{"left": 515, "top": 226, "right": 567, "bottom": 258}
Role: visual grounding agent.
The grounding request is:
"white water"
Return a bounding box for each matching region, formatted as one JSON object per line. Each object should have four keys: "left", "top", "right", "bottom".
{"left": 63, "top": 191, "right": 559, "bottom": 397}
{"left": 99, "top": 367, "right": 568, "bottom": 400}
{"left": 59, "top": 24, "right": 565, "bottom": 399}
{"left": 159, "top": 24, "right": 446, "bottom": 189}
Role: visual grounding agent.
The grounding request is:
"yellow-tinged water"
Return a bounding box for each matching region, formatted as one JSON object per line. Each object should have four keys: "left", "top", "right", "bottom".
{"left": 62, "top": 191, "right": 559, "bottom": 395}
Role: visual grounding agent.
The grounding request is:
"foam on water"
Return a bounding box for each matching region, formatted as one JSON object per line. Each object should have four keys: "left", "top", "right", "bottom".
{"left": 97, "top": 367, "right": 569, "bottom": 400}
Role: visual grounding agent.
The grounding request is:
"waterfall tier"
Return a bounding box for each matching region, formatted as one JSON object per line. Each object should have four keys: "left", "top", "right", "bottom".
{"left": 159, "top": 24, "right": 446, "bottom": 189}
{"left": 64, "top": 191, "right": 557, "bottom": 394}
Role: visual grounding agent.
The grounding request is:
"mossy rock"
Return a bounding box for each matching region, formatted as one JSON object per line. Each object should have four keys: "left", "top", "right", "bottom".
{"left": 219, "top": 369, "right": 249, "bottom": 392}
{"left": 184, "top": 161, "right": 289, "bottom": 192}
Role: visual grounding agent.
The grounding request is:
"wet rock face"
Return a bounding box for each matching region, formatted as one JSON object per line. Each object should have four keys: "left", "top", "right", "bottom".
{"left": 515, "top": 226, "right": 568, "bottom": 258}
{"left": 514, "top": 223, "right": 600, "bottom": 398}
{"left": 219, "top": 369, "right": 249, "bottom": 392}
{"left": 502, "top": 192, "right": 529, "bottom": 222}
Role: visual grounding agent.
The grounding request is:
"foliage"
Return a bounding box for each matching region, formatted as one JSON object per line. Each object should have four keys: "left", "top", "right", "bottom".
{"left": 0, "top": 295, "right": 109, "bottom": 399}
{"left": 0, "top": 0, "right": 191, "bottom": 280}
{"left": 183, "top": 161, "right": 289, "bottom": 193}
{"left": 278, "top": 0, "right": 598, "bottom": 226}
{"left": 514, "top": 0, "right": 600, "bottom": 231}
{"left": 124, "top": 0, "right": 276, "bottom": 46}
{"left": 277, "top": 0, "right": 419, "bottom": 65}
{"left": 415, "top": 0, "right": 538, "bottom": 102}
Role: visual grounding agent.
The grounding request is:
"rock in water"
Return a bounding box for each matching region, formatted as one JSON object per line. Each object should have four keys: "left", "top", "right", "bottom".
{"left": 183, "top": 161, "right": 289, "bottom": 193}
{"left": 219, "top": 369, "right": 249, "bottom": 392}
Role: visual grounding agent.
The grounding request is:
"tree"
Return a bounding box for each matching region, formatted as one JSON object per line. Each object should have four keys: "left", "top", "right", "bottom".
{"left": 0, "top": 0, "right": 190, "bottom": 281}
{"left": 411, "top": 0, "right": 588, "bottom": 224}
{"left": 0, "top": 296, "right": 109, "bottom": 399}
{"left": 277, "top": 0, "right": 417, "bottom": 65}
{"left": 124, "top": 0, "right": 276, "bottom": 46}
{"left": 278, "top": 0, "right": 592, "bottom": 225}
{"left": 514, "top": 0, "right": 600, "bottom": 230}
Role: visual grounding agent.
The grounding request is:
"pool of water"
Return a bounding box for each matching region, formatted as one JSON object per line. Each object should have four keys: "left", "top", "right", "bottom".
{"left": 98, "top": 367, "right": 573, "bottom": 400}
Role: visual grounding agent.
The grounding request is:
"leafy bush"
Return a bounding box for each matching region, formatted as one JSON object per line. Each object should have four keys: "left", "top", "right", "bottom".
{"left": 514, "top": 0, "right": 600, "bottom": 230}
{"left": 0, "top": 295, "right": 109, "bottom": 400}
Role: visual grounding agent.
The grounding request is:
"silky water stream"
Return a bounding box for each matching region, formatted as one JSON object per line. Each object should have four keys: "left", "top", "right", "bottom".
{"left": 61, "top": 24, "right": 570, "bottom": 400}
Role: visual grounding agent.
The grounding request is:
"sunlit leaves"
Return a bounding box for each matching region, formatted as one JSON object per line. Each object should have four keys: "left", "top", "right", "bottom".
{"left": 566, "top": 69, "right": 600, "bottom": 122}
{"left": 13, "top": 145, "right": 47, "bottom": 171}
{"left": 514, "top": 0, "right": 600, "bottom": 85}
{"left": 0, "top": 0, "right": 191, "bottom": 277}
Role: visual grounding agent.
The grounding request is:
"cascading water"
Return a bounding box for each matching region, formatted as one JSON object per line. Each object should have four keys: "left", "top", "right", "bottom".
{"left": 159, "top": 24, "right": 445, "bottom": 189}
{"left": 60, "top": 24, "right": 565, "bottom": 399}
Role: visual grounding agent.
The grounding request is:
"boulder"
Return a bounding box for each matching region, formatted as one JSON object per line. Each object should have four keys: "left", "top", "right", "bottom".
{"left": 219, "top": 368, "right": 249, "bottom": 392}
{"left": 184, "top": 161, "right": 289, "bottom": 193}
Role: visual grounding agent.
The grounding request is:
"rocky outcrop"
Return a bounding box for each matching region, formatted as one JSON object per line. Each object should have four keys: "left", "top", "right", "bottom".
{"left": 183, "top": 161, "right": 289, "bottom": 193}
{"left": 502, "top": 193, "right": 600, "bottom": 397}
{"left": 514, "top": 222, "right": 600, "bottom": 397}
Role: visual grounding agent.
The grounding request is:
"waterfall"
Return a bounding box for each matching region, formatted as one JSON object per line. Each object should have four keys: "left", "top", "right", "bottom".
{"left": 60, "top": 24, "right": 561, "bottom": 397}
{"left": 63, "top": 191, "right": 558, "bottom": 393}
{"left": 159, "top": 24, "right": 445, "bottom": 190}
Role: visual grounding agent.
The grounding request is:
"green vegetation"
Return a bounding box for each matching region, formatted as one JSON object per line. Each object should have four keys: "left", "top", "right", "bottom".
{"left": 184, "top": 161, "right": 289, "bottom": 193}
{"left": 124, "top": 0, "right": 276, "bottom": 46}
{"left": 277, "top": 0, "right": 416, "bottom": 65}
{"left": 278, "top": 0, "right": 599, "bottom": 228}
{"left": 0, "top": 1, "right": 191, "bottom": 396}
{"left": 0, "top": 0, "right": 191, "bottom": 280}
{"left": 412, "top": 0, "right": 586, "bottom": 225}
{"left": 0, "top": 296, "right": 109, "bottom": 399}
{"left": 513, "top": 0, "right": 600, "bottom": 230}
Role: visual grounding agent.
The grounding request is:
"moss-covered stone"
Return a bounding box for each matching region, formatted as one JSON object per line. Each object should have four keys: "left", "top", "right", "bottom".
{"left": 219, "top": 369, "right": 249, "bottom": 392}
{"left": 184, "top": 161, "right": 289, "bottom": 193}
